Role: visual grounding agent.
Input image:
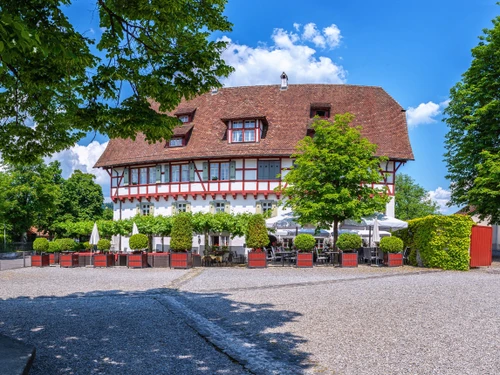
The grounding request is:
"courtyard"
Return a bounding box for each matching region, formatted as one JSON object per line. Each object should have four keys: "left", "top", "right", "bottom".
{"left": 1, "top": 264, "right": 499, "bottom": 374}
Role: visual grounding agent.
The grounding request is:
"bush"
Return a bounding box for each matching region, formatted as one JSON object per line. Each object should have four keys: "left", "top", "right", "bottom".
{"left": 294, "top": 234, "right": 316, "bottom": 252}
{"left": 33, "top": 238, "right": 49, "bottom": 253}
{"left": 245, "top": 214, "right": 269, "bottom": 251}
{"left": 170, "top": 213, "right": 193, "bottom": 252}
{"left": 336, "top": 233, "right": 362, "bottom": 252}
{"left": 82, "top": 241, "right": 91, "bottom": 251}
{"left": 48, "top": 241, "right": 61, "bottom": 253}
{"left": 97, "top": 239, "right": 111, "bottom": 252}
{"left": 394, "top": 214, "right": 473, "bottom": 270}
{"left": 129, "top": 234, "right": 148, "bottom": 251}
{"left": 379, "top": 236, "right": 404, "bottom": 253}
{"left": 56, "top": 238, "right": 76, "bottom": 252}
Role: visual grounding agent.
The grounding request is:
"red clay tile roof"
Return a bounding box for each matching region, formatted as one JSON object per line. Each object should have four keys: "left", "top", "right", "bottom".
{"left": 95, "top": 84, "right": 414, "bottom": 168}
{"left": 172, "top": 124, "right": 194, "bottom": 137}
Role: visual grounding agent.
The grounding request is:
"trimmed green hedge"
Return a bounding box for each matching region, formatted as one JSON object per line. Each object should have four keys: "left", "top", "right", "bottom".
{"left": 170, "top": 213, "right": 193, "bottom": 252}
{"left": 48, "top": 241, "right": 61, "bottom": 253}
{"left": 245, "top": 214, "right": 269, "bottom": 250}
{"left": 294, "top": 234, "right": 316, "bottom": 252}
{"left": 97, "top": 239, "right": 111, "bottom": 252}
{"left": 56, "top": 238, "right": 77, "bottom": 252}
{"left": 379, "top": 236, "right": 404, "bottom": 253}
{"left": 395, "top": 215, "right": 473, "bottom": 270}
{"left": 129, "top": 234, "right": 148, "bottom": 250}
{"left": 33, "top": 238, "right": 49, "bottom": 253}
{"left": 337, "top": 233, "right": 362, "bottom": 252}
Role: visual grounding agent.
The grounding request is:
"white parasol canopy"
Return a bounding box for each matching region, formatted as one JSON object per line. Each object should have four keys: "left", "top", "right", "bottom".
{"left": 89, "top": 222, "right": 100, "bottom": 245}
{"left": 343, "top": 213, "right": 408, "bottom": 232}
{"left": 132, "top": 222, "right": 139, "bottom": 235}
{"left": 371, "top": 217, "right": 381, "bottom": 247}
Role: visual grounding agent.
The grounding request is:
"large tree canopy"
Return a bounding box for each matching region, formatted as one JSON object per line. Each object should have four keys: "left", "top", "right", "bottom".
{"left": 0, "top": 0, "right": 233, "bottom": 164}
{"left": 279, "top": 114, "right": 390, "bottom": 246}
{"left": 395, "top": 174, "right": 440, "bottom": 220}
{"left": 444, "top": 10, "right": 500, "bottom": 223}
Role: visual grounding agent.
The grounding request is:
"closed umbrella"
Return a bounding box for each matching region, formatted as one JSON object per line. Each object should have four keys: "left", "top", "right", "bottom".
{"left": 371, "top": 217, "right": 380, "bottom": 247}
{"left": 89, "top": 222, "right": 100, "bottom": 266}
{"left": 132, "top": 222, "right": 139, "bottom": 235}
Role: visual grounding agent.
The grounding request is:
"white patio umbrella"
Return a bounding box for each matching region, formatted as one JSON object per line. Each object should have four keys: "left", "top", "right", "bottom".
{"left": 89, "top": 222, "right": 100, "bottom": 266}
{"left": 132, "top": 222, "right": 139, "bottom": 235}
{"left": 371, "top": 217, "right": 381, "bottom": 247}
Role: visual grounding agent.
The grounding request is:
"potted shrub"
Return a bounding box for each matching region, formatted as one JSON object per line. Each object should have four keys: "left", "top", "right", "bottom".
{"left": 94, "top": 239, "right": 113, "bottom": 267}
{"left": 46, "top": 239, "right": 62, "bottom": 266}
{"left": 337, "top": 233, "right": 362, "bottom": 267}
{"left": 170, "top": 213, "right": 193, "bottom": 269}
{"left": 128, "top": 233, "right": 148, "bottom": 268}
{"left": 294, "top": 234, "right": 315, "bottom": 268}
{"left": 380, "top": 236, "right": 404, "bottom": 267}
{"left": 78, "top": 241, "right": 93, "bottom": 266}
{"left": 246, "top": 214, "right": 269, "bottom": 268}
{"left": 32, "top": 238, "right": 50, "bottom": 267}
{"left": 59, "top": 238, "right": 79, "bottom": 267}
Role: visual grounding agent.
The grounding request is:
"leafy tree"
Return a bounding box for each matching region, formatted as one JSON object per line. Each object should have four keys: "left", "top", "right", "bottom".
{"left": 245, "top": 214, "right": 269, "bottom": 251}
{"left": 279, "top": 114, "right": 390, "bottom": 247}
{"left": 170, "top": 213, "right": 193, "bottom": 252}
{"left": 0, "top": 0, "right": 233, "bottom": 164}
{"left": 57, "top": 170, "right": 104, "bottom": 222}
{"left": 466, "top": 151, "right": 500, "bottom": 224}
{"left": 0, "top": 159, "right": 62, "bottom": 239}
{"left": 444, "top": 11, "right": 500, "bottom": 223}
{"left": 395, "top": 174, "right": 440, "bottom": 220}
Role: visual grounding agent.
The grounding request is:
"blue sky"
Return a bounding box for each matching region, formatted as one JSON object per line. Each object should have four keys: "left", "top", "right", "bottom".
{"left": 50, "top": 0, "right": 499, "bottom": 214}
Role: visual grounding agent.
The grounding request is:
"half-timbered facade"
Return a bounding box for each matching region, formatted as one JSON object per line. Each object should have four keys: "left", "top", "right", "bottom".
{"left": 95, "top": 77, "right": 414, "bottom": 252}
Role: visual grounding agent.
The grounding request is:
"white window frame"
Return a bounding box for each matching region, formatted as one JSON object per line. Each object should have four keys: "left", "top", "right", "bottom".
{"left": 181, "top": 164, "right": 189, "bottom": 182}
{"left": 148, "top": 167, "right": 156, "bottom": 184}
{"left": 178, "top": 115, "right": 190, "bottom": 123}
{"left": 171, "top": 165, "right": 180, "bottom": 182}
{"left": 169, "top": 138, "right": 183, "bottom": 147}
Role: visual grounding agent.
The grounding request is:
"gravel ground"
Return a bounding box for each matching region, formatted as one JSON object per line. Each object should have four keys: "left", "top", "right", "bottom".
{"left": 1, "top": 266, "right": 499, "bottom": 374}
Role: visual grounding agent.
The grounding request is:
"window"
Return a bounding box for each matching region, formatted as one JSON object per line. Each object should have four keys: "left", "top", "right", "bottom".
{"left": 171, "top": 165, "right": 180, "bottom": 182}
{"left": 230, "top": 120, "right": 258, "bottom": 143}
{"left": 310, "top": 108, "right": 330, "bottom": 118}
{"left": 181, "top": 164, "right": 189, "bottom": 182}
{"left": 258, "top": 160, "right": 280, "bottom": 180}
{"left": 177, "top": 203, "right": 187, "bottom": 212}
{"left": 256, "top": 200, "right": 277, "bottom": 217}
{"left": 140, "top": 168, "right": 147, "bottom": 184}
{"left": 214, "top": 202, "right": 225, "bottom": 213}
{"left": 131, "top": 169, "right": 139, "bottom": 184}
{"left": 169, "top": 138, "right": 183, "bottom": 147}
{"left": 141, "top": 203, "right": 151, "bottom": 216}
{"left": 178, "top": 115, "right": 190, "bottom": 123}
{"left": 173, "top": 201, "right": 190, "bottom": 214}
{"left": 203, "top": 161, "right": 234, "bottom": 181}
{"left": 220, "top": 162, "right": 230, "bottom": 180}
{"left": 210, "top": 163, "right": 219, "bottom": 180}
{"left": 262, "top": 201, "right": 273, "bottom": 213}
{"left": 148, "top": 167, "right": 156, "bottom": 184}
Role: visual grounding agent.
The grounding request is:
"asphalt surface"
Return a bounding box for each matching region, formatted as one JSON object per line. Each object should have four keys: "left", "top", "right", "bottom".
{"left": 1, "top": 265, "right": 499, "bottom": 374}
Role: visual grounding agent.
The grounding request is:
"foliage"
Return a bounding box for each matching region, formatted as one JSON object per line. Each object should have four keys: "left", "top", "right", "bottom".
{"left": 443, "top": 12, "right": 500, "bottom": 223}
{"left": 33, "top": 238, "right": 49, "bottom": 253}
{"left": 245, "top": 214, "right": 269, "bottom": 251}
{"left": 0, "top": 159, "right": 62, "bottom": 239}
{"left": 56, "top": 170, "right": 104, "bottom": 222}
{"left": 0, "top": 0, "right": 233, "bottom": 164}
{"left": 293, "top": 234, "right": 316, "bottom": 252}
{"left": 129, "top": 234, "right": 148, "bottom": 250}
{"left": 170, "top": 213, "right": 193, "bottom": 252}
{"left": 395, "top": 174, "right": 440, "bottom": 220}
{"left": 56, "top": 238, "right": 76, "bottom": 252}
{"left": 97, "top": 239, "right": 111, "bottom": 252}
{"left": 279, "top": 114, "right": 389, "bottom": 247}
{"left": 379, "top": 236, "right": 404, "bottom": 253}
{"left": 394, "top": 215, "right": 473, "bottom": 270}
{"left": 83, "top": 241, "right": 91, "bottom": 251}
{"left": 465, "top": 151, "right": 500, "bottom": 224}
{"left": 48, "top": 241, "right": 61, "bottom": 253}
{"left": 336, "top": 233, "right": 362, "bottom": 252}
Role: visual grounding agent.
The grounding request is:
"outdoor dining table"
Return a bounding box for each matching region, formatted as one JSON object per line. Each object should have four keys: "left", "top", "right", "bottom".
{"left": 322, "top": 251, "right": 340, "bottom": 266}
{"left": 274, "top": 250, "right": 295, "bottom": 266}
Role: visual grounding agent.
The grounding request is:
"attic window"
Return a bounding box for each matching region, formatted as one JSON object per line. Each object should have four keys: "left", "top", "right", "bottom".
{"left": 230, "top": 120, "right": 258, "bottom": 143}
{"left": 178, "top": 115, "right": 190, "bottom": 123}
{"left": 310, "top": 108, "right": 330, "bottom": 118}
{"left": 169, "top": 137, "right": 184, "bottom": 147}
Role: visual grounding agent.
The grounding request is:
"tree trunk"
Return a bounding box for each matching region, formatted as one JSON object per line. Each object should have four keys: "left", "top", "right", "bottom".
{"left": 204, "top": 229, "right": 209, "bottom": 255}
{"left": 333, "top": 220, "right": 339, "bottom": 250}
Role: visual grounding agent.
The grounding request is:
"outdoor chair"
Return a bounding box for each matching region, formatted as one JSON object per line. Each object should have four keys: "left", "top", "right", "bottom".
{"left": 315, "top": 248, "right": 329, "bottom": 265}
{"left": 370, "top": 247, "right": 383, "bottom": 266}
{"left": 362, "top": 247, "right": 372, "bottom": 264}
{"left": 402, "top": 247, "right": 411, "bottom": 265}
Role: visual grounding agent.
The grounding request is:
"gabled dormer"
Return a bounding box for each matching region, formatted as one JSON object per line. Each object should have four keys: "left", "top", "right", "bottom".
{"left": 175, "top": 107, "right": 196, "bottom": 123}
{"left": 166, "top": 124, "right": 194, "bottom": 148}
{"left": 310, "top": 102, "right": 331, "bottom": 118}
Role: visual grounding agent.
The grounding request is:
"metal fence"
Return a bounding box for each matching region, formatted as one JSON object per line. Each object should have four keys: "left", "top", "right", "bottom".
{"left": 0, "top": 251, "right": 32, "bottom": 271}
{"left": 0, "top": 241, "right": 34, "bottom": 253}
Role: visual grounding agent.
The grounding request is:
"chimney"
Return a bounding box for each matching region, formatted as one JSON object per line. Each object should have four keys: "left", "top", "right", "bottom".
{"left": 280, "top": 72, "right": 288, "bottom": 90}
{"left": 211, "top": 87, "right": 219, "bottom": 95}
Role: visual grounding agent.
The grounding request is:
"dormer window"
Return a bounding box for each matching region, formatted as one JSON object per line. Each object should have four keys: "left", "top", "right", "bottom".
{"left": 174, "top": 108, "right": 196, "bottom": 123}
{"left": 310, "top": 103, "right": 331, "bottom": 119}
{"left": 169, "top": 137, "right": 184, "bottom": 147}
{"left": 178, "top": 115, "right": 190, "bottom": 123}
{"left": 230, "top": 120, "right": 258, "bottom": 143}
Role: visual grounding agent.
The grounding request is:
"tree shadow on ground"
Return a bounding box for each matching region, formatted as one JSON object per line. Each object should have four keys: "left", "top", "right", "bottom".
{"left": 0, "top": 287, "right": 311, "bottom": 374}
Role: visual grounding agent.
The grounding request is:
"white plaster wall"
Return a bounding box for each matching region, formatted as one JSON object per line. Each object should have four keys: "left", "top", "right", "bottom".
{"left": 386, "top": 196, "right": 395, "bottom": 218}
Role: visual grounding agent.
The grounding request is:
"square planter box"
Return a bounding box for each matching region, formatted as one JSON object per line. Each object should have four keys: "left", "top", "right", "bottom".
{"left": 78, "top": 252, "right": 93, "bottom": 267}
{"left": 128, "top": 253, "right": 148, "bottom": 268}
{"left": 383, "top": 253, "right": 403, "bottom": 267}
{"left": 340, "top": 252, "right": 358, "bottom": 267}
{"left": 170, "top": 252, "right": 193, "bottom": 269}
{"left": 94, "top": 253, "right": 114, "bottom": 267}
{"left": 247, "top": 251, "right": 267, "bottom": 268}
{"left": 32, "top": 254, "right": 50, "bottom": 267}
{"left": 193, "top": 254, "right": 202, "bottom": 267}
{"left": 296, "top": 252, "right": 313, "bottom": 268}
{"left": 49, "top": 253, "right": 60, "bottom": 265}
{"left": 152, "top": 253, "right": 170, "bottom": 268}
{"left": 60, "top": 253, "right": 79, "bottom": 268}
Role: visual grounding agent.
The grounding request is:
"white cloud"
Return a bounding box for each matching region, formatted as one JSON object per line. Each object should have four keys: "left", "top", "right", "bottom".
{"left": 428, "top": 187, "right": 451, "bottom": 213}
{"left": 406, "top": 101, "right": 441, "bottom": 128}
{"left": 299, "top": 22, "right": 342, "bottom": 49}
{"left": 293, "top": 23, "right": 301, "bottom": 32}
{"left": 45, "top": 141, "right": 110, "bottom": 198}
{"left": 323, "top": 24, "right": 342, "bottom": 48}
{"left": 220, "top": 24, "right": 346, "bottom": 87}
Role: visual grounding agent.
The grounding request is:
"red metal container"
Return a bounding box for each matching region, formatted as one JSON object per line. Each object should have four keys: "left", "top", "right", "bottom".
{"left": 340, "top": 252, "right": 358, "bottom": 267}
{"left": 32, "top": 254, "right": 50, "bottom": 267}
{"left": 170, "top": 252, "right": 193, "bottom": 269}
{"left": 94, "top": 253, "right": 114, "bottom": 267}
{"left": 247, "top": 251, "right": 267, "bottom": 268}
{"left": 60, "top": 253, "right": 79, "bottom": 268}
{"left": 383, "top": 253, "right": 403, "bottom": 267}
{"left": 296, "top": 252, "right": 313, "bottom": 268}
{"left": 49, "top": 253, "right": 60, "bottom": 265}
{"left": 128, "top": 253, "right": 148, "bottom": 268}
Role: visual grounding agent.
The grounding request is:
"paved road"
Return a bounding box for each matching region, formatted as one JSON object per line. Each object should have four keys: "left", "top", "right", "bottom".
{"left": 0, "top": 265, "right": 499, "bottom": 374}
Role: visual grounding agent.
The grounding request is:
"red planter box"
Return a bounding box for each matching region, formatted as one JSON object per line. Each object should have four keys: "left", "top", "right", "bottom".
{"left": 340, "top": 252, "right": 358, "bottom": 267}
{"left": 247, "top": 252, "right": 267, "bottom": 268}
{"left": 94, "top": 253, "right": 114, "bottom": 267}
{"left": 384, "top": 253, "right": 403, "bottom": 267}
{"left": 128, "top": 253, "right": 148, "bottom": 268}
{"left": 78, "top": 252, "right": 93, "bottom": 267}
{"left": 170, "top": 252, "right": 193, "bottom": 269}
{"left": 32, "top": 254, "right": 50, "bottom": 267}
{"left": 60, "top": 253, "right": 79, "bottom": 268}
{"left": 296, "top": 252, "right": 313, "bottom": 268}
{"left": 151, "top": 253, "right": 170, "bottom": 268}
{"left": 49, "top": 253, "right": 60, "bottom": 265}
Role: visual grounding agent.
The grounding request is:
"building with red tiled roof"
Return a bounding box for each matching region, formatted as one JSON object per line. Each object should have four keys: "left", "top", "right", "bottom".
{"left": 95, "top": 75, "right": 414, "bottom": 252}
